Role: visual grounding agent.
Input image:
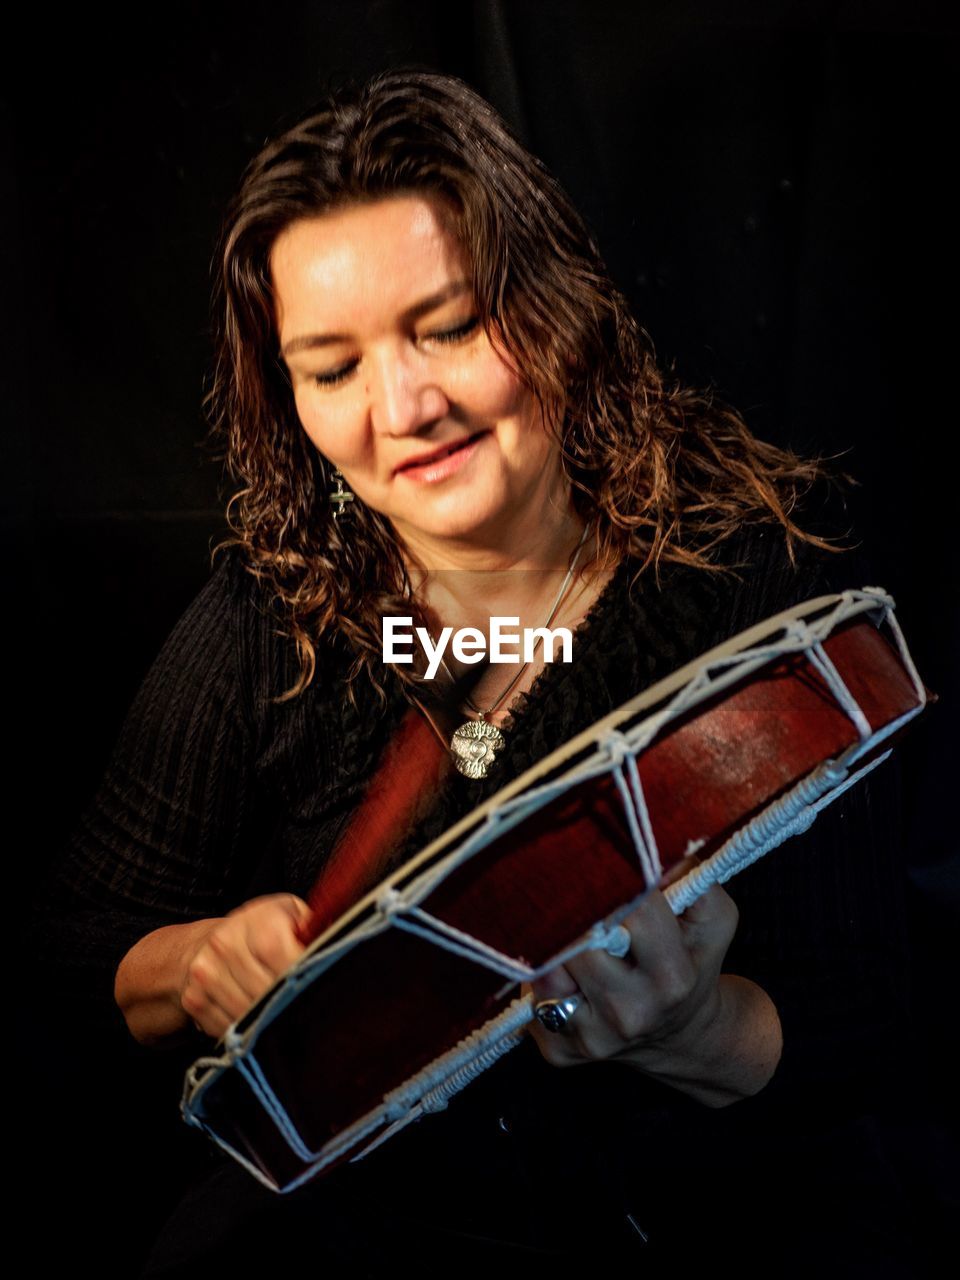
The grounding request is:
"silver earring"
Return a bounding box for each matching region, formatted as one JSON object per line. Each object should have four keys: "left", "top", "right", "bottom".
{"left": 329, "top": 468, "right": 355, "bottom": 519}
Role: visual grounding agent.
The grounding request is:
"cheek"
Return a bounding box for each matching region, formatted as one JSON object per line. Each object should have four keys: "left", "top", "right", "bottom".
{"left": 489, "top": 373, "right": 553, "bottom": 454}
{"left": 459, "top": 351, "right": 542, "bottom": 432}
{"left": 293, "top": 392, "right": 364, "bottom": 466}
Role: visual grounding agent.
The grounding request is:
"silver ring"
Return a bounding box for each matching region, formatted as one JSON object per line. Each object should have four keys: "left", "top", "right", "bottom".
{"left": 534, "top": 995, "right": 582, "bottom": 1033}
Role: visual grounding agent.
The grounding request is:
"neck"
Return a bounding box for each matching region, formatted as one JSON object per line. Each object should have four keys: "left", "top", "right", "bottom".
{"left": 398, "top": 507, "right": 594, "bottom": 619}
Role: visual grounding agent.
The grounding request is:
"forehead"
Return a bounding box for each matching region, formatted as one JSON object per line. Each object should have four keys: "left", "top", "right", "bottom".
{"left": 270, "top": 194, "right": 469, "bottom": 331}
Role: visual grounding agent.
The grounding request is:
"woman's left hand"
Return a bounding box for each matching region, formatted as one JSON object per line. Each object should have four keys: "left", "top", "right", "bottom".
{"left": 525, "top": 885, "right": 782, "bottom": 1106}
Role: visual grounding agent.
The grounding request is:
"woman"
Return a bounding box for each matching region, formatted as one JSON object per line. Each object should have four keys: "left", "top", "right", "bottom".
{"left": 41, "top": 70, "right": 911, "bottom": 1273}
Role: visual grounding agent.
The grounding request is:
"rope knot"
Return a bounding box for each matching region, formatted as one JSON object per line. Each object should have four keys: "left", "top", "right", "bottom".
{"left": 784, "top": 619, "right": 812, "bottom": 649}
{"left": 376, "top": 887, "right": 406, "bottom": 918}
{"left": 821, "top": 760, "right": 849, "bottom": 787}
{"left": 223, "top": 1026, "right": 245, "bottom": 1058}
{"left": 588, "top": 921, "right": 631, "bottom": 957}
{"left": 602, "top": 730, "right": 632, "bottom": 766}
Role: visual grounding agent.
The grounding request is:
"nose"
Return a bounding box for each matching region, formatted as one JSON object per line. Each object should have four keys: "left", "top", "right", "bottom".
{"left": 367, "top": 345, "right": 449, "bottom": 437}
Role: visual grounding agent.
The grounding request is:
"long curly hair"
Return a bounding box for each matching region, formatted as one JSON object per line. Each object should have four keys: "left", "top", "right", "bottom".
{"left": 205, "top": 68, "right": 832, "bottom": 704}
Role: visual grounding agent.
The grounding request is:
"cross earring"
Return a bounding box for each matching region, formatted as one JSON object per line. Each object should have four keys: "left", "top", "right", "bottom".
{"left": 329, "top": 469, "right": 355, "bottom": 519}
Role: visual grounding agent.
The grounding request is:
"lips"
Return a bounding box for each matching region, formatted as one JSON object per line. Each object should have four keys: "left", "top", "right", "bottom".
{"left": 394, "top": 431, "right": 488, "bottom": 475}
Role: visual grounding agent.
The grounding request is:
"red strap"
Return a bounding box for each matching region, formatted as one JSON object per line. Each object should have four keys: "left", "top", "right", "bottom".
{"left": 299, "top": 705, "right": 452, "bottom": 945}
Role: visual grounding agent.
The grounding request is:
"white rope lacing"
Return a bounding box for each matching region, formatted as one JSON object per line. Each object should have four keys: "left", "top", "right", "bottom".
{"left": 375, "top": 888, "right": 536, "bottom": 982}
{"left": 602, "top": 729, "right": 664, "bottom": 888}
{"left": 805, "top": 636, "right": 873, "bottom": 741}
{"left": 182, "top": 587, "right": 926, "bottom": 1188}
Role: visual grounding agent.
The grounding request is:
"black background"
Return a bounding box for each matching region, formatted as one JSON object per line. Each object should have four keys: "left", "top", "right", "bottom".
{"left": 6, "top": 1, "right": 956, "bottom": 1271}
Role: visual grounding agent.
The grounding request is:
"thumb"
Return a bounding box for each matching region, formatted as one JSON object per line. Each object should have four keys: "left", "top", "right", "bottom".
{"left": 279, "top": 893, "right": 312, "bottom": 920}
{"left": 279, "top": 894, "right": 315, "bottom": 943}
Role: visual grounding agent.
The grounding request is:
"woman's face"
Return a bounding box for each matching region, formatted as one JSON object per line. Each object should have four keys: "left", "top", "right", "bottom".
{"left": 271, "top": 194, "right": 566, "bottom": 552}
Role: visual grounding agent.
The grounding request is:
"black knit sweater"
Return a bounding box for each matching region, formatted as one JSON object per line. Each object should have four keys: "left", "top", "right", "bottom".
{"left": 36, "top": 508, "right": 915, "bottom": 1271}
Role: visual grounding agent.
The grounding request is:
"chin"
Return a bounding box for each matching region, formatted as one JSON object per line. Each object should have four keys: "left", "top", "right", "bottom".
{"left": 407, "top": 512, "right": 500, "bottom": 542}
{"left": 394, "top": 491, "right": 508, "bottom": 542}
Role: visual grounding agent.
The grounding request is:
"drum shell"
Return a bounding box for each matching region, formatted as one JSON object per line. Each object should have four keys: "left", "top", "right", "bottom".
{"left": 184, "top": 611, "right": 926, "bottom": 1190}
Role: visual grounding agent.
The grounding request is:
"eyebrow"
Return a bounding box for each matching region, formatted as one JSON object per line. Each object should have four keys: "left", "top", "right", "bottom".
{"left": 279, "top": 279, "right": 473, "bottom": 358}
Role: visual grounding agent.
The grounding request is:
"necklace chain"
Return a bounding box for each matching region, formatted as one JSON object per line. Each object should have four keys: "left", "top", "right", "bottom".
{"left": 444, "top": 524, "right": 591, "bottom": 719}
{"left": 434, "top": 526, "right": 592, "bottom": 780}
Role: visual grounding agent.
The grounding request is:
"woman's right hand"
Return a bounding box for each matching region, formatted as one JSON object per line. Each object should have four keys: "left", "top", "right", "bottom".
{"left": 115, "top": 893, "right": 313, "bottom": 1046}
{"left": 178, "top": 894, "right": 313, "bottom": 1039}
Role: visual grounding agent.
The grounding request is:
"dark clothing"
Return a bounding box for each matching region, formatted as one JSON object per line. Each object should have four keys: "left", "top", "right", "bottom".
{"left": 35, "top": 511, "right": 926, "bottom": 1275}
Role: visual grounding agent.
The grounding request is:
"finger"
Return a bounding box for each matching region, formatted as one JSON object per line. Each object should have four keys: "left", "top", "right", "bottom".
{"left": 622, "top": 890, "right": 687, "bottom": 962}
{"left": 247, "top": 932, "right": 306, "bottom": 980}
{"left": 186, "top": 911, "right": 294, "bottom": 1019}
{"left": 563, "top": 944, "right": 638, "bottom": 1005}
{"left": 676, "top": 885, "right": 739, "bottom": 954}
{"left": 193, "top": 1003, "right": 234, "bottom": 1042}
{"left": 525, "top": 969, "right": 596, "bottom": 1067}
{"left": 183, "top": 945, "right": 262, "bottom": 1023}
{"left": 529, "top": 961, "right": 579, "bottom": 1002}
{"left": 285, "top": 896, "right": 317, "bottom": 945}
{"left": 229, "top": 893, "right": 313, "bottom": 941}
{"left": 272, "top": 893, "right": 315, "bottom": 931}
{"left": 205, "top": 927, "right": 278, "bottom": 1004}
{"left": 532, "top": 909, "right": 659, "bottom": 1004}
{"left": 557, "top": 895, "right": 684, "bottom": 1000}
{"left": 559, "top": 950, "right": 659, "bottom": 1053}
{"left": 561, "top": 899, "right": 697, "bottom": 1044}
{"left": 529, "top": 981, "right": 634, "bottom": 1065}
{"left": 528, "top": 907, "right": 667, "bottom": 1045}
{"left": 530, "top": 955, "right": 639, "bottom": 1063}
{"left": 528, "top": 1023, "right": 581, "bottom": 1067}
{"left": 527, "top": 999, "right": 589, "bottom": 1067}
{"left": 243, "top": 908, "right": 309, "bottom": 976}
{"left": 184, "top": 949, "right": 253, "bottom": 1013}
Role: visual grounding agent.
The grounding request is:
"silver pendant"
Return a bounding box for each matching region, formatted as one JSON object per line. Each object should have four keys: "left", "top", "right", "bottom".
{"left": 450, "top": 718, "right": 505, "bottom": 780}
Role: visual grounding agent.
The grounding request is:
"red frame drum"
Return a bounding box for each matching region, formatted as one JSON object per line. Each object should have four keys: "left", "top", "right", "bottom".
{"left": 182, "top": 587, "right": 929, "bottom": 1192}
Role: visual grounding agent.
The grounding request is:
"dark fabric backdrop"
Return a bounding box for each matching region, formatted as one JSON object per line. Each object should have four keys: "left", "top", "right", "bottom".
{"left": 5, "top": 1, "right": 955, "bottom": 1272}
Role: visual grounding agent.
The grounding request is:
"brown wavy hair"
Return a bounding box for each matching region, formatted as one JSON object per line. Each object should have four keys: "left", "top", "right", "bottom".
{"left": 206, "top": 67, "right": 833, "bottom": 704}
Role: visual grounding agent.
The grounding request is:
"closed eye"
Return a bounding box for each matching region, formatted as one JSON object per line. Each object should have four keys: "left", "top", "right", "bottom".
{"left": 313, "top": 361, "right": 357, "bottom": 388}
{"left": 427, "top": 316, "right": 480, "bottom": 344}
{"left": 310, "top": 317, "right": 479, "bottom": 389}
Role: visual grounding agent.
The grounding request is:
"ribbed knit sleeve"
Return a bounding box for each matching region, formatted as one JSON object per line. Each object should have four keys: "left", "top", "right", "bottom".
{"left": 34, "top": 551, "right": 281, "bottom": 1018}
